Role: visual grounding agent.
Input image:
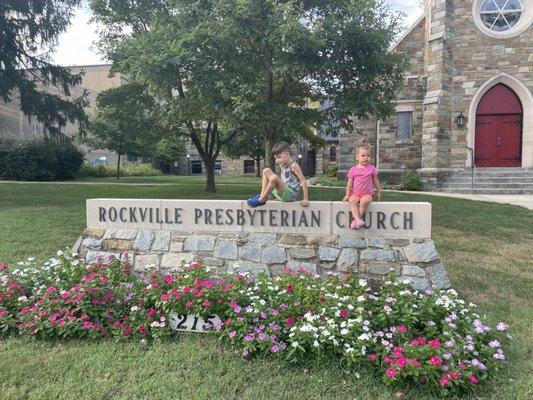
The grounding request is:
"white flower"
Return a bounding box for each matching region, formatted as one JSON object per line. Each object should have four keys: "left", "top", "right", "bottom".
{"left": 357, "top": 295, "right": 366, "bottom": 302}
{"left": 56, "top": 250, "right": 64, "bottom": 256}
{"left": 358, "top": 279, "right": 367, "bottom": 287}
{"left": 130, "top": 306, "right": 139, "bottom": 312}
{"left": 340, "top": 329, "right": 349, "bottom": 335}
{"left": 291, "top": 341, "right": 299, "bottom": 348}
{"left": 313, "top": 340, "right": 319, "bottom": 347}
{"left": 17, "top": 295, "right": 28, "bottom": 302}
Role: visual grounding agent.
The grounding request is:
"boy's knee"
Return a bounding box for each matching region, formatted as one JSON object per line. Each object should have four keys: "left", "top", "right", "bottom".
{"left": 262, "top": 168, "right": 272, "bottom": 177}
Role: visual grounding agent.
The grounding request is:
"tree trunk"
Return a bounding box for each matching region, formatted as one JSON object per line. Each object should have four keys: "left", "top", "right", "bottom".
{"left": 255, "top": 158, "right": 261, "bottom": 178}
{"left": 204, "top": 159, "right": 216, "bottom": 193}
{"left": 116, "top": 152, "right": 121, "bottom": 179}
{"left": 263, "top": 45, "right": 276, "bottom": 170}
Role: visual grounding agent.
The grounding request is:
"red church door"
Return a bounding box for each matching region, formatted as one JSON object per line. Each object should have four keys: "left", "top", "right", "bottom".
{"left": 475, "top": 84, "right": 522, "bottom": 167}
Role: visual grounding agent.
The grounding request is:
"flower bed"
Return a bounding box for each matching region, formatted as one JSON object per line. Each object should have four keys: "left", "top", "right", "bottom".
{"left": 0, "top": 252, "right": 511, "bottom": 396}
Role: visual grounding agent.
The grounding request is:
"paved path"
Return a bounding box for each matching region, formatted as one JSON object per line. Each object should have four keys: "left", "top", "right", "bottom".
{"left": 393, "top": 191, "right": 533, "bottom": 210}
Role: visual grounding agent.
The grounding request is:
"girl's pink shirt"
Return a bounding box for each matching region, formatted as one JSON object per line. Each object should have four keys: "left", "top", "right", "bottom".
{"left": 347, "top": 164, "right": 378, "bottom": 195}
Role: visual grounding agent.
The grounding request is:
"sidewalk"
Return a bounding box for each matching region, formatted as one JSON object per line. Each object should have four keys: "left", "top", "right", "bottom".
{"left": 384, "top": 190, "right": 533, "bottom": 210}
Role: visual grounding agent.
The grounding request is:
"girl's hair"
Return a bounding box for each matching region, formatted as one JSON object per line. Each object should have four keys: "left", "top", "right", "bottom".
{"left": 355, "top": 137, "right": 372, "bottom": 154}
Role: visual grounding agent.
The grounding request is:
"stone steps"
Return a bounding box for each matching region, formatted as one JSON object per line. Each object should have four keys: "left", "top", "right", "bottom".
{"left": 439, "top": 168, "right": 533, "bottom": 194}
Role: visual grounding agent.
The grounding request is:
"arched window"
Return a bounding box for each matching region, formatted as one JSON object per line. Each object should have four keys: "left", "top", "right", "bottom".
{"left": 329, "top": 146, "right": 337, "bottom": 162}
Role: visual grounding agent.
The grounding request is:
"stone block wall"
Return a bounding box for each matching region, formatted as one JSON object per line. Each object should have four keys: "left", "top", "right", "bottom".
{"left": 75, "top": 228, "right": 451, "bottom": 291}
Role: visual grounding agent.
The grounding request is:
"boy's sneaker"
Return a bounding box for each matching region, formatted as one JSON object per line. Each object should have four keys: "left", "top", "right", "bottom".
{"left": 247, "top": 195, "right": 265, "bottom": 208}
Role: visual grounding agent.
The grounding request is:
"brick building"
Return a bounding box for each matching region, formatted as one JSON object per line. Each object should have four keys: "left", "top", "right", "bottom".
{"left": 339, "top": 0, "right": 533, "bottom": 192}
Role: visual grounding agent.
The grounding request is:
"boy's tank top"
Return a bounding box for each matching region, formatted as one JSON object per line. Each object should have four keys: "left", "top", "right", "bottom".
{"left": 281, "top": 162, "right": 300, "bottom": 196}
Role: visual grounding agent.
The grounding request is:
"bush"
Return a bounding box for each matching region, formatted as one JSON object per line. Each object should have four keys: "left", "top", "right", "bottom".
{"left": 0, "top": 138, "right": 84, "bottom": 181}
{"left": 399, "top": 170, "right": 422, "bottom": 191}
{"left": 324, "top": 165, "right": 338, "bottom": 178}
{"left": 309, "top": 176, "right": 346, "bottom": 187}
{"left": 77, "top": 162, "right": 161, "bottom": 177}
{"left": 0, "top": 254, "right": 512, "bottom": 396}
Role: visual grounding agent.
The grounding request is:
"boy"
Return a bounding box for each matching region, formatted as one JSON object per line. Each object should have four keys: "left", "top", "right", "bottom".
{"left": 247, "top": 142, "right": 309, "bottom": 207}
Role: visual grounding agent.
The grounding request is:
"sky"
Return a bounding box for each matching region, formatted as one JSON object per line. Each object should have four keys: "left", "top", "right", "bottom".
{"left": 51, "top": 0, "right": 424, "bottom": 66}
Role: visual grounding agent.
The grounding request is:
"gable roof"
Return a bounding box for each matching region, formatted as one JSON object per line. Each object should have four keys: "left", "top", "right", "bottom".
{"left": 389, "top": 12, "right": 426, "bottom": 52}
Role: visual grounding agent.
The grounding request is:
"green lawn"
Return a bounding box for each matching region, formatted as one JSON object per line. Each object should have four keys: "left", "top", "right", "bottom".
{"left": 0, "top": 178, "right": 532, "bottom": 399}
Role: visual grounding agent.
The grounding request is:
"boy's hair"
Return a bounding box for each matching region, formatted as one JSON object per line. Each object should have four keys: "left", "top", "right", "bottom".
{"left": 355, "top": 137, "right": 372, "bottom": 154}
{"left": 272, "top": 141, "right": 291, "bottom": 155}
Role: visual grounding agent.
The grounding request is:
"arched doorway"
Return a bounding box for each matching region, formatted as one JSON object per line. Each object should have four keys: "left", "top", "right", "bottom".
{"left": 475, "top": 83, "right": 523, "bottom": 167}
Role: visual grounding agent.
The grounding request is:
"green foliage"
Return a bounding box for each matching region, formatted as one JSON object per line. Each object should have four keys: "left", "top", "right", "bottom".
{"left": 309, "top": 176, "right": 346, "bottom": 187}
{"left": 0, "top": 138, "right": 84, "bottom": 181}
{"left": 153, "top": 136, "right": 186, "bottom": 164}
{"left": 77, "top": 163, "right": 161, "bottom": 177}
{"left": 400, "top": 170, "right": 422, "bottom": 191}
{"left": 0, "top": 0, "right": 87, "bottom": 137}
{"left": 324, "top": 165, "right": 339, "bottom": 178}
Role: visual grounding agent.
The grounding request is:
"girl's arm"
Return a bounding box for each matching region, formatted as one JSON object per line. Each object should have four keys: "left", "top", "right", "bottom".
{"left": 372, "top": 175, "right": 382, "bottom": 201}
{"left": 343, "top": 176, "right": 352, "bottom": 201}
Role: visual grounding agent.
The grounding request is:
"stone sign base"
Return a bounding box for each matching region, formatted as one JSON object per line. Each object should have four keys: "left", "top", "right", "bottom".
{"left": 74, "top": 229, "right": 451, "bottom": 291}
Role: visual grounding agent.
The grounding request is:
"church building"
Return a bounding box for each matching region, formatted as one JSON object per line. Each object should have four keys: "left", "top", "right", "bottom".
{"left": 339, "top": 0, "right": 533, "bottom": 193}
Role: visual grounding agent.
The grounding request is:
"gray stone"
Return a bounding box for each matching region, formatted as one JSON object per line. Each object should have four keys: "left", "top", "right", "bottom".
{"left": 339, "top": 236, "right": 366, "bottom": 248}
{"left": 318, "top": 246, "right": 341, "bottom": 261}
{"left": 151, "top": 231, "right": 171, "bottom": 252}
{"left": 368, "top": 237, "right": 387, "bottom": 248}
{"left": 279, "top": 234, "right": 307, "bottom": 245}
{"left": 250, "top": 233, "right": 277, "bottom": 245}
{"left": 114, "top": 230, "right": 137, "bottom": 240}
{"left": 203, "top": 258, "right": 225, "bottom": 267}
{"left": 214, "top": 240, "right": 238, "bottom": 260}
{"left": 401, "top": 277, "right": 430, "bottom": 291}
{"left": 402, "top": 265, "right": 426, "bottom": 277}
{"left": 72, "top": 236, "right": 83, "bottom": 254}
{"left": 337, "top": 249, "right": 358, "bottom": 272}
{"left": 134, "top": 254, "right": 160, "bottom": 270}
{"left": 85, "top": 250, "right": 121, "bottom": 264}
{"left": 367, "top": 263, "right": 396, "bottom": 275}
{"left": 306, "top": 235, "right": 337, "bottom": 245}
{"left": 428, "top": 262, "right": 451, "bottom": 289}
{"left": 228, "top": 261, "right": 269, "bottom": 277}
{"left": 184, "top": 235, "right": 215, "bottom": 252}
{"left": 403, "top": 241, "right": 438, "bottom": 263}
{"left": 388, "top": 238, "right": 411, "bottom": 247}
{"left": 286, "top": 261, "right": 317, "bottom": 274}
{"left": 132, "top": 230, "right": 155, "bottom": 252}
{"left": 82, "top": 237, "right": 102, "bottom": 250}
{"left": 239, "top": 244, "right": 262, "bottom": 262}
{"left": 361, "top": 249, "right": 396, "bottom": 262}
{"left": 289, "top": 247, "right": 316, "bottom": 259}
{"left": 261, "top": 246, "right": 287, "bottom": 264}
{"left": 161, "top": 253, "right": 196, "bottom": 269}
{"left": 169, "top": 241, "right": 183, "bottom": 252}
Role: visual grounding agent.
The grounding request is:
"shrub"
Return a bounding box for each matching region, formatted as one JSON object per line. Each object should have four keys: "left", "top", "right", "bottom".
{"left": 77, "top": 162, "right": 161, "bottom": 177}
{"left": 399, "top": 170, "right": 422, "bottom": 191}
{"left": 324, "top": 165, "right": 338, "bottom": 178}
{"left": 0, "top": 254, "right": 512, "bottom": 396}
{"left": 309, "top": 176, "right": 346, "bottom": 187}
{"left": 0, "top": 138, "right": 83, "bottom": 181}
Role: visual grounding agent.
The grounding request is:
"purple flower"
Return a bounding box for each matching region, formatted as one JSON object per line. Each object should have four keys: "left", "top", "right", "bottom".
{"left": 244, "top": 334, "right": 254, "bottom": 342}
{"left": 443, "top": 353, "right": 452, "bottom": 360}
{"left": 270, "top": 309, "right": 279, "bottom": 316}
{"left": 260, "top": 312, "right": 267, "bottom": 319}
{"left": 242, "top": 349, "right": 249, "bottom": 358}
{"left": 271, "top": 344, "right": 281, "bottom": 353}
{"left": 489, "top": 340, "right": 501, "bottom": 348}
{"left": 445, "top": 340, "right": 455, "bottom": 348}
{"left": 279, "top": 303, "right": 288, "bottom": 310}
{"left": 496, "top": 322, "right": 509, "bottom": 331}
{"left": 234, "top": 306, "right": 242, "bottom": 314}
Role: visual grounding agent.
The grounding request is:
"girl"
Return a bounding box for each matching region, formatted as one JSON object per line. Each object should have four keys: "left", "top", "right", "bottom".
{"left": 343, "top": 138, "right": 382, "bottom": 230}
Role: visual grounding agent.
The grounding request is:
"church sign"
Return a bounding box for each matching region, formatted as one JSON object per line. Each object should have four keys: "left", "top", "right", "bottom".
{"left": 86, "top": 199, "right": 431, "bottom": 238}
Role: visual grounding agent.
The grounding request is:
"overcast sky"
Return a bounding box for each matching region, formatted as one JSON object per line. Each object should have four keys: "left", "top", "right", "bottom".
{"left": 51, "top": 0, "right": 424, "bottom": 66}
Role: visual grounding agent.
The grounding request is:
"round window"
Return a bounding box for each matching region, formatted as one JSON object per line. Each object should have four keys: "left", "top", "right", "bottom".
{"left": 480, "top": 0, "right": 524, "bottom": 31}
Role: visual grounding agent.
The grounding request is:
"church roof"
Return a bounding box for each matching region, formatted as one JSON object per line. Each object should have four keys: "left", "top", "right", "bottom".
{"left": 389, "top": 12, "right": 426, "bottom": 52}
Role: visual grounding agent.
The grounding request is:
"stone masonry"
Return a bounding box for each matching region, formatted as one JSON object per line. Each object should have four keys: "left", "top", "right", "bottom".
{"left": 75, "top": 228, "right": 451, "bottom": 291}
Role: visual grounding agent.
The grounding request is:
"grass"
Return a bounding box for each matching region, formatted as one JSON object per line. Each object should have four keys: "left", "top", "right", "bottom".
{"left": 0, "top": 177, "right": 532, "bottom": 399}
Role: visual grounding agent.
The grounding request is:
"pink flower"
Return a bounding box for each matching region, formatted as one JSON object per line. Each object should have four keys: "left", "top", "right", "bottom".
{"left": 20, "top": 306, "right": 30, "bottom": 315}
{"left": 429, "top": 356, "right": 443, "bottom": 366}
{"left": 285, "top": 284, "right": 294, "bottom": 293}
{"left": 202, "top": 300, "right": 211, "bottom": 307}
{"left": 185, "top": 300, "right": 193, "bottom": 308}
{"left": 138, "top": 325, "right": 147, "bottom": 334}
{"left": 229, "top": 331, "right": 236, "bottom": 338}
{"left": 439, "top": 375, "right": 450, "bottom": 387}
{"left": 146, "top": 308, "right": 157, "bottom": 318}
{"left": 396, "top": 357, "right": 408, "bottom": 367}
{"left": 368, "top": 353, "right": 378, "bottom": 362}
{"left": 0, "top": 263, "right": 8, "bottom": 271}
{"left": 339, "top": 309, "right": 349, "bottom": 318}
{"left": 393, "top": 347, "right": 404, "bottom": 357}
{"left": 386, "top": 368, "right": 397, "bottom": 378}
{"left": 164, "top": 275, "right": 173, "bottom": 284}
{"left": 396, "top": 325, "right": 407, "bottom": 334}
{"left": 161, "top": 293, "right": 170, "bottom": 301}
{"left": 449, "top": 371, "right": 461, "bottom": 379}
{"left": 285, "top": 317, "right": 294, "bottom": 326}
{"left": 468, "top": 375, "right": 479, "bottom": 384}
{"left": 100, "top": 277, "right": 109, "bottom": 284}
{"left": 384, "top": 356, "right": 394, "bottom": 364}
{"left": 123, "top": 326, "right": 132, "bottom": 336}
{"left": 82, "top": 321, "right": 92, "bottom": 329}
{"left": 428, "top": 339, "right": 441, "bottom": 349}
{"left": 0, "top": 310, "right": 7, "bottom": 318}
{"left": 46, "top": 286, "right": 57, "bottom": 294}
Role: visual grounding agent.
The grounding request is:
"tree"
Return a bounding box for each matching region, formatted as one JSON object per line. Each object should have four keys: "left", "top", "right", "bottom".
{"left": 90, "top": 0, "right": 406, "bottom": 185}
{"left": 0, "top": 0, "right": 88, "bottom": 137}
{"left": 153, "top": 135, "right": 186, "bottom": 174}
{"left": 82, "top": 83, "right": 161, "bottom": 179}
